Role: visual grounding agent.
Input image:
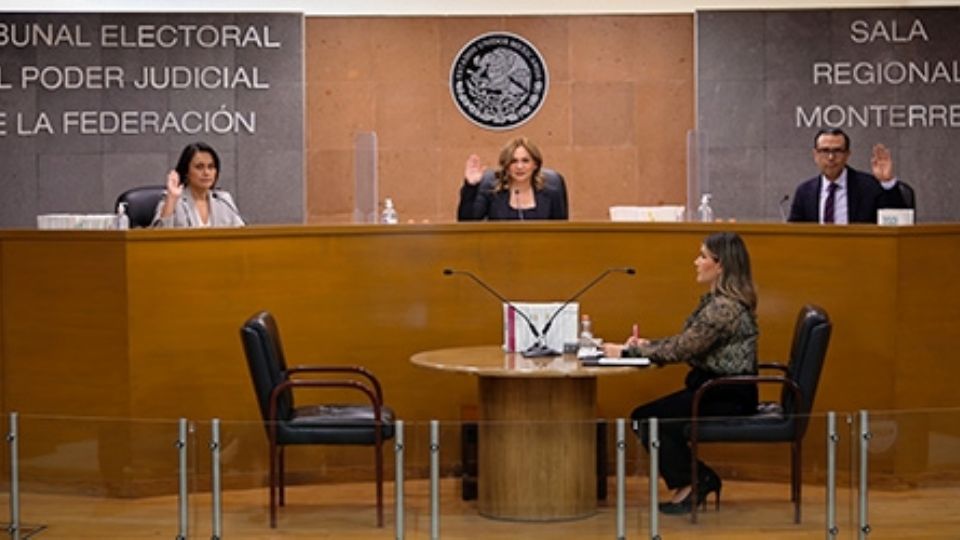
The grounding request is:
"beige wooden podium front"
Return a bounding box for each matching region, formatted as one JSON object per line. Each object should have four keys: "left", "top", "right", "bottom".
{"left": 411, "top": 346, "right": 634, "bottom": 521}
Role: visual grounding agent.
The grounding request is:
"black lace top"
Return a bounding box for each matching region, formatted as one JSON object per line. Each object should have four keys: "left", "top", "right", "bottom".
{"left": 625, "top": 292, "right": 758, "bottom": 376}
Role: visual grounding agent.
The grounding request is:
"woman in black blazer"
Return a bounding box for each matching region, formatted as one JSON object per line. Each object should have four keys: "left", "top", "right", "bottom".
{"left": 457, "top": 137, "right": 567, "bottom": 221}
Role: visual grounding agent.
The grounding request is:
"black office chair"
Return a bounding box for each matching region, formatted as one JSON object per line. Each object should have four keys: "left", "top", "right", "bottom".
{"left": 478, "top": 167, "right": 569, "bottom": 217}
{"left": 898, "top": 181, "right": 916, "bottom": 211}
{"left": 897, "top": 180, "right": 917, "bottom": 222}
{"left": 240, "top": 311, "right": 395, "bottom": 528}
{"left": 688, "top": 305, "right": 832, "bottom": 524}
{"left": 115, "top": 186, "right": 166, "bottom": 228}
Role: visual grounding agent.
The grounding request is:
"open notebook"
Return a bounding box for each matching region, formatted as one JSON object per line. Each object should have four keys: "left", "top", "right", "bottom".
{"left": 579, "top": 357, "right": 651, "bottom": 367}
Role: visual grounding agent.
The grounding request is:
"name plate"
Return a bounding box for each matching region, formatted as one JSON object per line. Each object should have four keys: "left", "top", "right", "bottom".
{"left": 877, "top": 208, "right": 915, "bottom": 226}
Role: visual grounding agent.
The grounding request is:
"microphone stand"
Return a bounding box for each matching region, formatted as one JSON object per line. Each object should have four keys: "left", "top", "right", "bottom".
{"left": 778, "top": 195, "right": 790, "bottom": 223}
{"left": 212, "top": 189, "right": 245, "bottom": 225}
{"left": 536, "top": 267, "right": 636, "bottom": 354}
{"left": 522, "top": 335, "right": 557, "bottom": 358}
{"left": 443, "top": 269, "right": 551, "bottom": 357}
{"left": 444, "top": 267, "right": 636, "bottom": 359}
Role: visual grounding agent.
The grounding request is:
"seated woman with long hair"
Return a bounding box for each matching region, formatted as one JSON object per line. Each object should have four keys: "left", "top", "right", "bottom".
{"left": 604, "top": 231, "right": 759, "bottom": 514}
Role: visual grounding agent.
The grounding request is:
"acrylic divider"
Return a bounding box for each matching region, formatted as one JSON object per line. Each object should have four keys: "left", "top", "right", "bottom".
{"left": 354, "top": 131, "right": 379, "bottom": 223}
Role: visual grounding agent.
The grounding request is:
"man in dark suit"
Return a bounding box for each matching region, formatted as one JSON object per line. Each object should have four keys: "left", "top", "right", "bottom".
{"left": 788, "top": 128, "right": 907, "bottom": 224}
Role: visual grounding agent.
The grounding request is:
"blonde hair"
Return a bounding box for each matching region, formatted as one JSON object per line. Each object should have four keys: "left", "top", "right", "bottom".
{"left": 493, "top": 137, "right": 545, "bottom": 192}
{"left": 705, "top": 232, "right": 757, "bottom": 311}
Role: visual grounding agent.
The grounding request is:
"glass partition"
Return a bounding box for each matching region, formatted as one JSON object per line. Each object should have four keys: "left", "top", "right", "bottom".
{"left": 196, "top": 417, "right": 392, "bottom": 537}
{"left": 354, "top": 131, "right": 379, "bottom": 224}
{"left": 860, "top": 408, "right": 960, "bottom": 538}
{"left": 2, "top": 410, "right": 959, "bottom": 538}
{"left": 0, "top": 415, "right": 186, "bottom": 538}
{"left": 645, "top": 413, "right": 854, "bottom": 537}
{"left": 686, "top": 129, "right": 709, "bottom": 222}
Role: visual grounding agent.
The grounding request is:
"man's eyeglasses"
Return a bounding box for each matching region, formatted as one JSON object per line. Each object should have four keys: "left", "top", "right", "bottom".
{"left": 815, "top": 147, "right": 848, "bottom": 157}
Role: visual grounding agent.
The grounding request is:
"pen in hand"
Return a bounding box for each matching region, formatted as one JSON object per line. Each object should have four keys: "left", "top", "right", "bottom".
{"left": 626, "top": 323, "right": 639, "bottom": 347}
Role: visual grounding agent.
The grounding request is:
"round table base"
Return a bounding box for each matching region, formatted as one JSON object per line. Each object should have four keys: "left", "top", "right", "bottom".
{"left": 477, "top": 376, "right": 597, "bottom": 521}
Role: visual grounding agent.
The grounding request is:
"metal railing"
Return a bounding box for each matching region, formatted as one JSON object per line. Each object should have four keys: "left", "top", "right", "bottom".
{"left": 1, "top": 410, "right": 957, "bottom": 539}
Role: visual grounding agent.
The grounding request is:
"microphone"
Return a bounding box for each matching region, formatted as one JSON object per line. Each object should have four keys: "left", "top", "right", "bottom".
{"left": 514, "top": 189, "right": 523, "bottom": 221}
{"left": 212, "top": 190, "right": 246, "bottom": 225}
{"left": 778, "top": 194, "right": 790, "bottom": 222}
{"left": 443, "top": 268, "right": 548, "bottom": 357}
{"left": 534, "top": 267, "right": 636, "bottom": 356}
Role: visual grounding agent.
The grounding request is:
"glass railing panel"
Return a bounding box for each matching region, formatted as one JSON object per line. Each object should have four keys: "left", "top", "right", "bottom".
{"left": 6, "top": 410, "right": 958, "bottom": 538}
{"left": 646, "top": 413, "right": 849, "bottom": 538}
{"left": 198, "top": 418, "right": 394, "bottom": 537}
{"left": 603, "top": 416, "right": 653, "bottom": 536}
{"left": 859, "top": 408, "right": 960, "bottom": 539}
{"left": 396, "top": 419, "right": 472, "bottom": 538}
{"left": 1, "top": 414, "right": 185, "bottom": 538}
{"left": 423, "top": 418, "right": 630, "bottom": 539}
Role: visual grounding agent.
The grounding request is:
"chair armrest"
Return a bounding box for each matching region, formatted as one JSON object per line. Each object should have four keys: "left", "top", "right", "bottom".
{"left": 688, "top": 375, "right": 805, "bottom": 445}
{"left": 267, "top": 378, "right": 387, "bottom": 433}
{"left": 690, "top": 374, "right": 803, "bottom": 422}
{"left": 285, "top": 365, "right": 385, "bottom": 406}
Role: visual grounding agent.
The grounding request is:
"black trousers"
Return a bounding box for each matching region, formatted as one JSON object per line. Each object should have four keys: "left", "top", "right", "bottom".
{"left": 631, "top": 368, "right": 757, "bottom": 489}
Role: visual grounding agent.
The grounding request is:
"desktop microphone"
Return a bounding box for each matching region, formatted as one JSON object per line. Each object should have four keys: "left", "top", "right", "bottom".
{"left": 212, "top": 190, "right": 245, "bottom": 225}
{"left": 514, "top": 189, "right": 523, "bottom": 221}
{"left": 442, "top": 268, "right": 548, "bottom": 357}
{"left": 534, "top": 267, "right": 637, "bottom": 356}
{"left": 778, "top": 194, "right": 790, "bottom": 222}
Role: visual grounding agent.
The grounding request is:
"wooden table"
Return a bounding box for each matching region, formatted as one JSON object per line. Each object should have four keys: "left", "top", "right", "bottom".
{"left": 411, "top": 345, "right": 635, "bottom": 521}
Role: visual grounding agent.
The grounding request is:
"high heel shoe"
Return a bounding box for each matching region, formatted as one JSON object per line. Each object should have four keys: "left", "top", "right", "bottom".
{"left": 658, "top": 493, "right": 701, "bottom": 514}
{"left": 698, "top": 471, "right": 722, "bottom": 512}
{"left": 658, "top": 473, "right": 722, "bottom": 514}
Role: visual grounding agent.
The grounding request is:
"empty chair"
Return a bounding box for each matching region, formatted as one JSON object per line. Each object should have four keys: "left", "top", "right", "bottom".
{"left": 240, "top": 310, "right": 395, "bottom": 528}
{"left": 687, "top": 304, "right": 832, "bottom": 523}
{"left": 115, "top": 186, "right": 166, "bottom": 228}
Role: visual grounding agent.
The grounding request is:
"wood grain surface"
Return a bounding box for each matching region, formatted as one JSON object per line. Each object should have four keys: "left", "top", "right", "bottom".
{"left": 2, "top": 223, "right": 958, "bottom": 495}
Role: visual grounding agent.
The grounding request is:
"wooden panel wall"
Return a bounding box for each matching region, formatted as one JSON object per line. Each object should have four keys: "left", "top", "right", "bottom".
{"left": 2, "top": 224, "right": 958, "bottom": 494}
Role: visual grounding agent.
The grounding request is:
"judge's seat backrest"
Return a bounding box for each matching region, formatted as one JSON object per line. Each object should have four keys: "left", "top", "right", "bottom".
{"left": 115, "top": 186, "right": 166, "bottom": 228}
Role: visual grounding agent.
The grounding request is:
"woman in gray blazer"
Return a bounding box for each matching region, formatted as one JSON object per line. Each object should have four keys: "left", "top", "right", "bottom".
{"left": 152, "top": 142, "right": 245, "bottom": 228}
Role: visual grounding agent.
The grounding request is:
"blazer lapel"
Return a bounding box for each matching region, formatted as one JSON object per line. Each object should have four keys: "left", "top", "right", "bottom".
{"left": 845, "top": 169, "right": 862, "bottom": 222}
{"left": 810, "top": 178, "right": 823, "bottom": 222}
{"left": 180, "top": 194, "right": 196, "bottom": 227}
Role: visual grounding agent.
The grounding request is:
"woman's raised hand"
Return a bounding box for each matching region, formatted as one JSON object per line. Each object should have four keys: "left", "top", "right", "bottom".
{"left": 464, "top": 154, "right": 485, "bottom": 186}
{"left": 165, "top": 170, "right": 184, "bottom": 198}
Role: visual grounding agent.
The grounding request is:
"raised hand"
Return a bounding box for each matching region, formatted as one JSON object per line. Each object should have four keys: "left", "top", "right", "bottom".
{"left": 464, "top": 154, "right": 485, "bottom": 186}
{"left": 165, "top": 169, "right": 184, "bottom": 198}
{"left": 157, "top": 170, "right": 184, "bottom": 219}
{"left": 871, "top": 143, "right": 894, "bottom": 182}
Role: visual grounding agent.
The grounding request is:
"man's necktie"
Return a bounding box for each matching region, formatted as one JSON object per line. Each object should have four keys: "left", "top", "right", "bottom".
{"left": 823, "top": 182, "right": 839, "bottom": 224}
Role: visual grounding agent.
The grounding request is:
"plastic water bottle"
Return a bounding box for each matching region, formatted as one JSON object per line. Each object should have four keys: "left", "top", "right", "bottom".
{"left": 698, "top": 193, "right": 714, "bottom": 223}
{"left": 579, "top": 314, "right": 595, "bottom": 348}
{"left": 381, "top": 198, "right": 398, "bottom": 224}
{"left": 115, "top": 202, "right": 130, "bottom": 230}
